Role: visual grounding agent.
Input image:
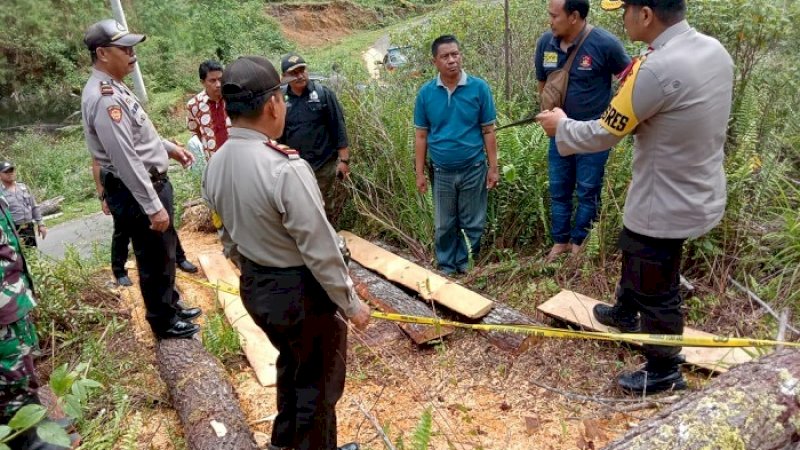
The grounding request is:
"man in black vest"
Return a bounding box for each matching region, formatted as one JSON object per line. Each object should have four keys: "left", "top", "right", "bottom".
{"left": 279, "top": 54, "right": 350, "bottom": 224}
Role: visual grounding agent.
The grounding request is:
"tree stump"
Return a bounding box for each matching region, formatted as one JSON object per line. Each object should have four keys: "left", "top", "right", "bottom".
{"left": 603, "top": 349, "right": 800, "bottom": 450}
{"left": 180, "top": 203, "right": 216, "bottom": 233}
{"left": 156, "top": 338, "right": 258, "bottom": 450}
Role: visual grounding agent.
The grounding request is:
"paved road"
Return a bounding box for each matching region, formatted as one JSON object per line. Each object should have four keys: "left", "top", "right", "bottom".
{"left": 37, "top": 212, "right": 114, "bottom": 260}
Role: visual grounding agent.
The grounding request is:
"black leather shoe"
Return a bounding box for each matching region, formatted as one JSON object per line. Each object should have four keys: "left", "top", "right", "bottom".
{"left": 177, "top": 260, "right": 199, "bottom": 273}
{"left": 593, "top": 304, "right": 640, "bottom": 333}
{"left": 176, "top": 307, "right": 202, "bottom": 321}
{"left": 116, "top": 275, "right": 133, "bottom": 287}
{"left": 157, "top": 320, "right": 200, "bottom": 339}
{"left": 618, "top": 367, "right": 687, "bottom": 395}
{"left": 338, "top": 444, "right": 360, "bottom": 450}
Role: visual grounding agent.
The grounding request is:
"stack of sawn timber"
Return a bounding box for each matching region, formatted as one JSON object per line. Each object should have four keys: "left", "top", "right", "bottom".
{"left": 342, "top": 231, "right": 543, "bottom": 352}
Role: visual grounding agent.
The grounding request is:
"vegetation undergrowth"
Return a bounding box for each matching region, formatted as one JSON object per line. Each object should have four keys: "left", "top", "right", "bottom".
{"left": 329, "top": 0, "right": 800, "bottom": 337}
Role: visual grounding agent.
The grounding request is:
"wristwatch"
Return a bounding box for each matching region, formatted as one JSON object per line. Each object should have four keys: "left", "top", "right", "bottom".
{"left": 338, "top": 158, "right": 350, "bottom": 165}
{"left": 97, "top": 191, "right": 106, "bottom": 201}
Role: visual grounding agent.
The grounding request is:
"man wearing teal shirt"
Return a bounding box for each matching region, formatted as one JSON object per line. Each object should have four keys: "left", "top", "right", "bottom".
{"left": 413, "top": 35, "right": 499, "bottom": 275}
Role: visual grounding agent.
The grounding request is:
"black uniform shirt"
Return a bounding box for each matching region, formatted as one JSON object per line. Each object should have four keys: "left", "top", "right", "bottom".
{"left": 280, "top": 81, "right": 349, "bottom": 170}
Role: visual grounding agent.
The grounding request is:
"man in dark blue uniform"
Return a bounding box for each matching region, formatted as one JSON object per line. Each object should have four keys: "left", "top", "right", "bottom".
{"left": 279, "top": 54, "right": 350, "bottom": 224}
{"left": 535, "top": 0, "right": 630, "bottom": 261}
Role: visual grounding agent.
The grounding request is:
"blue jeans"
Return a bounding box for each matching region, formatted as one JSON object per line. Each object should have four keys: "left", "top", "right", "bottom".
{"left": 548, "top": 137, "right": 610, "bottom": 245}
{"left": 431, "top": 162, "right": 488, "bottom": 274}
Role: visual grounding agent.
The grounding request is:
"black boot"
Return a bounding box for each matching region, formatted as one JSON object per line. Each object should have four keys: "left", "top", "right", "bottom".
{"left": 593, "top": 303, "right": 640, "bottom": 333}
{"left": 618, "top": 359, "right": 687, "bottom": 395}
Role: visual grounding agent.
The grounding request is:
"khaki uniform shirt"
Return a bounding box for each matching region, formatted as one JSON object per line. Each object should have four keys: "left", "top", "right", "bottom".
{"left": 555, "top": 21, "right": 733, "bottom": 239}
{"left": 81, "top": 68, "right": 177, "bottom": 215}
{"left": 0, "top": 183, "right": 42, "bottom": 225}
{"left": 202, "top": 127, "right": 360, "bottom": 317}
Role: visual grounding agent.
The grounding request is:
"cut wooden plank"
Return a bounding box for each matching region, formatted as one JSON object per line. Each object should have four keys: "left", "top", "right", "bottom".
{"left": 198, "top": 252, "right": 278, "bottom": 386}
{"left": 349, "top": 262, "right": 454, "bottom": 345}
{"left": 340, "top": 231, "right": 493, "bottom": 319}
{"left": 537, "top": 290, "right": 755, "bottom": 373}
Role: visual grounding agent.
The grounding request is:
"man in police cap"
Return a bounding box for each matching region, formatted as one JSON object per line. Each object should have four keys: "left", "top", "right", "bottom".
{"left": 203, "top": 55, "right": 370, "bottom": 450}
{"left": 81, "top": 19, "right": 201, "bottom": 339}
{"left": 0, "top": 161, "right": 47, "bottom": 248}
{"left": 279, "top": 53, "right": 351, "bottom": 224}
{"left": 537, "top": 0, "right": 733, "bottom": 394}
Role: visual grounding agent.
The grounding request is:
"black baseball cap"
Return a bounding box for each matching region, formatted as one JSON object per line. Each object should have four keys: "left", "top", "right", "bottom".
{"left": 601, "top": 0, "right": 684, "bottom": 10}
{"left": 0, "top": 161, "right": 14, "bottom": 173}
{"left": 222, "top": 56, "right": 294, "bottom": 113}
{"left": 84, "top": 19, "right": 146, "bottom": 51}
{"left": 281, "top": 54, "right": 307, "bottom": 74}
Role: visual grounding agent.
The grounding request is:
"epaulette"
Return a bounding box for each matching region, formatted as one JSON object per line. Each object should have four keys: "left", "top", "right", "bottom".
{"left": 264, "top": 140, "right": 300, "bottom": 160}
{"left": 100, "top": 81, "right": 114, "bottom": 96}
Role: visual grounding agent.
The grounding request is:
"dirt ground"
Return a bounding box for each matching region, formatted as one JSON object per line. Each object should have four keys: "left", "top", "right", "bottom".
{"left": 267, "top": 1, "right": 382, "bottom": 48}
{"left": 112, "top": 7, "right": 687, "bottom": 448}
{"left": 112, "top": 229, "right": 698, "bottom": 450}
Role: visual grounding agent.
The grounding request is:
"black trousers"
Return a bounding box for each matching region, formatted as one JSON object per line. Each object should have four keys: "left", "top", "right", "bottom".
{"left": 14, "top": 223, "right": 37, "bottom": 248}
{"left": 616, "top": 227, "right": 685, "bottom": 366}
{"left": 103, "top": 172, "right": 180, "bottom": 333}
{"left": 111, "top": 218, "right": 188, "bottom": 278}
{"left": 239, "top": 258, "right": 346, "bottom": 450}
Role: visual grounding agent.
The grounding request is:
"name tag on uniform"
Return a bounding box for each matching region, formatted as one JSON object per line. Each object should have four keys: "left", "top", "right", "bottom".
{"left": 543, "top": 51, "right": 558, "bottom": 68}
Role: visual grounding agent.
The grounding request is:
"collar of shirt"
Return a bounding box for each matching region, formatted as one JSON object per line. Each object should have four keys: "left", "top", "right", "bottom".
{"left": 91, "top": 67, "right": 114, "bottom": 81}
{"left": 227, "top": 127, "right": 270, "bottom": 142}
{"left": 436, "top": 70, "right": 468, "bottom": 88}
{"left": 286, "top": 81, "right": 316, "bottom": 99}
{"left": 91, "top": 68, "right": 131, "bottom": 94}
{"left": 650, "top": 20, "right": 691, "bottom": 50}
{"left": 548, "top": 24, "right": 590, "bottom": 52}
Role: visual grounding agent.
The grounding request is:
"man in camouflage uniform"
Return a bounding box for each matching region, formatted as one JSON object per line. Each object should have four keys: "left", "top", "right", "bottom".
{"left": 0, "top": 196, "right": 69, "bottom": 449}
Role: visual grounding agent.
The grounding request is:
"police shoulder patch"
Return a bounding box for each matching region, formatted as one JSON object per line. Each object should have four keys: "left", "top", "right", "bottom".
{"left": 264, "top": 140, "right": 300, "bottom": 159}
{"left": 100, "top": 81, "right": 114, "bottom": 96}
{"left": 107, "top": 105, "right": 123, "bottom": 123}
{"left": 600, "top": 57, "right": 643, "bottom": 137}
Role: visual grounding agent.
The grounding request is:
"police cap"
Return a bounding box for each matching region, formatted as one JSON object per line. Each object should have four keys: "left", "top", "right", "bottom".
{"left": 84, "top": 19, "right": 146, "bottom": 51}
{"left": 281, "top": 54, "right": 308, "bottom": 74}
{"left": 222, "top": 56, "right": 294, "bottom": 114}
{"left": 601, "top": 0, "right": 685, "bottom": 11}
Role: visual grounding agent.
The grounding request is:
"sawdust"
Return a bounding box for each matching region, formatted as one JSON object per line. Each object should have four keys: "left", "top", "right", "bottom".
{"left": 109, "top": 228, "right": 681, "bottom": 449}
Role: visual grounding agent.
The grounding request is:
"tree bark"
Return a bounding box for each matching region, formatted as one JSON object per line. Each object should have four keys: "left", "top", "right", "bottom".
{"left": 156, "top": 338, "right": 258, "bottom": 450}
{"left": 479, "top": 303, "right": 542, "bottom": 353}
{"left": 603, "top": 349, "right": 800, "bottom": 450}
{"left": 39, "top": 196, "right": 64, "bottom": 216}
{"left": 349, "top": 262, "right": 454, "bottom": 345}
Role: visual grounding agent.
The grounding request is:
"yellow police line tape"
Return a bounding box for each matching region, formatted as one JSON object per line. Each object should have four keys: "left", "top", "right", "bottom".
{"left": 177, "top": 273, "right": 800, "bottom": 349}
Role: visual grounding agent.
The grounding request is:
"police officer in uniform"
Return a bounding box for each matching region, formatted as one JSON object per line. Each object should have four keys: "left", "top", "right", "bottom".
{"left": 537, "top": 0, "right": 733, "bottom": 394}
{"left": 81, "top": 19, "right": 201, "bottom": 339}
{"left": 0, "top": 162, "right": 46, "bottom": 248}
{"left": 203, "top": 56, "right": 370, "bottom": 450}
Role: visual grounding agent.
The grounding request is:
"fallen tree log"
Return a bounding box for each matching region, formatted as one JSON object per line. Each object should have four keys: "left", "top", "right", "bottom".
{"left": 479, "top": 303, "right": 542, "bottom": 353}
{"left": 603, "top": 349, "right": 800, "bottom": 450}
{"left": 350, "top": 261, "right": 453, "bottom": 345}
{"left": 156, "top": 338, "right": 258, "bottom": 450}
{"left": 39, "top": 196, "right": 65, "bottom": 216}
